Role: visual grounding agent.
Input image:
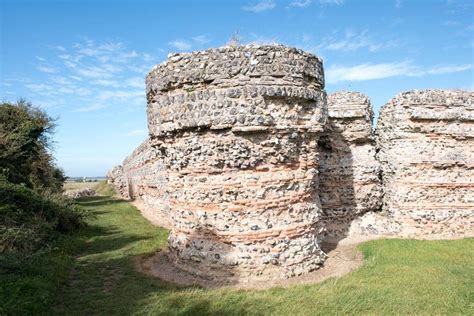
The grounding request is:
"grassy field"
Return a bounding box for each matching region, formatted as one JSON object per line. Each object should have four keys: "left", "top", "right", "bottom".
{"left": 63, "top": 181, "right": 102, "bottom": 190}
{"left": 3, "top": 182, "right": 473, "bottom": 315}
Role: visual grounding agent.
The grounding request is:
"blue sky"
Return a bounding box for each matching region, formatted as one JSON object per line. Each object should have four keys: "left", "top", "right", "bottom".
{"left": 1, "top": 0, "right": 473, "bottom": 176}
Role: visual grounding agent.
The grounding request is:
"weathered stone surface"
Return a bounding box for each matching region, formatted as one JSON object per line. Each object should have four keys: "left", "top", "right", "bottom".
{"left": 376, "top": 89, "right": 474, "bottom": 237}
{"left": 142, "top": 45, "right": 328, "bottom": 281}
{"left": 107, "top": 44, "right": 474, "bottom": 284}
{"left": 318, "top": 92, "right": 382, "bottom": 241}
{"left": 107, "top": 165, "right": 129, "bottom": 199}
{"left": 146, "top": 45, "right": 325, "bottom": 137}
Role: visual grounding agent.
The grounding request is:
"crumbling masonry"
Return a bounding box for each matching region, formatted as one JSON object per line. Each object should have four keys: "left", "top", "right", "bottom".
{"left": 108, "top": 45, "right": 474, "bottom": 282}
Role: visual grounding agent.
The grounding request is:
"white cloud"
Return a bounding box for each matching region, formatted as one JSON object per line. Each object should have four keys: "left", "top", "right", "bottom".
{"left": 21, "top": 39, "right": 156, "bottom": 113}
{"left": 193, "top": 35, "right": 211, "bottom": 45}
{"left": 70, "top": 75, "right": 83, "bottom": 81}
{"left": 327, "top": 62, "right": 411, "bottom": 83}
{"left": 326, "top": 61, "right": 472, "bottom": 84}
{"left": 319, "top": 0, "right": 344, "bottom": 5}
{"left": 74, "top": 103, "right": 109, "bottom": 112}
{"left": 50, "top": 76, "right": 74, "bottom": 85}
{"left": 90, "top": 79, "right": 121, "bottom": 88}
{"left": 94, "top": 90, "right": 143, "bottom": 106}
{"left": 168, "top": 40, "right": 191, "bottom": 51}
{"left": 25, "top": 83, "right": 55, "bottom": 92}
{"left": 243, "top": 0, "right": 276, "bottom": 12}
{"left": 37, "top": 65, "right": 57, "bottom": 73}
{"left": 442, "top": 20, "right": 461, "bottom": 27}
{"left": 289, "top": 0, "right": 312, "bottom": 8}
{"left": 246, "top": 32, "right": 279, "bottom": 45}
{"left": 317, "top": 30, "right": 397, "bottom": 53}
{"left": 125, "top": 77, "right": 144, "bottom": 89}
{"left": 168, "top": 35, "right": 212, "bottom": 52}
{"left": 423, "top": 64, "right": 472, "bottom": 75}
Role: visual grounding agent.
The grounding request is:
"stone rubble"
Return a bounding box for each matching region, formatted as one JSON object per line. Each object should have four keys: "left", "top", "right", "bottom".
{"left": 107, "top": 45, "right": 474, "bottom": 283}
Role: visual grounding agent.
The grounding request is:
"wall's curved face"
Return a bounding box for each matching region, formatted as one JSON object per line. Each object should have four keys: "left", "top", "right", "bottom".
{"left": 107, "top": 45, "right": 474, "bottom": 283}
{"left": 145, "top": 45, "right": 328, "bottom": 280}
{"left": 376, "top": 90, "right": 474, "bottom": 237}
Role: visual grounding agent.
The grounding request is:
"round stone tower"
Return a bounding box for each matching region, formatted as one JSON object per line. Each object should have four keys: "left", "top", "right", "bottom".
{"left": 145, "top": 45, "right": 328, "bottom": 282}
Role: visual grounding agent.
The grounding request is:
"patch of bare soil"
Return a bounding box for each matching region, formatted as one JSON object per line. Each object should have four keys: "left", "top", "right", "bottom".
{"left": 134, "top": 241, "right": 363, "bottom": 289}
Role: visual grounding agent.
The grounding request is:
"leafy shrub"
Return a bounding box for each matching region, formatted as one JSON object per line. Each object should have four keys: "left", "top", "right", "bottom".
{"left": 0, "top": 100, "right": 66, "bottom": 193}
{"left": 0, "top": 180, "right": 87, "bottom": 256}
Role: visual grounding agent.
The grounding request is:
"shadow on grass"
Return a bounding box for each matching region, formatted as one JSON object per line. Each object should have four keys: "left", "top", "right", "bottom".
{"left": 54, "top": 194, "right": 273, "bottom": 315}
{"left": 53, "top": 192, "right": 474, "bottom": 315}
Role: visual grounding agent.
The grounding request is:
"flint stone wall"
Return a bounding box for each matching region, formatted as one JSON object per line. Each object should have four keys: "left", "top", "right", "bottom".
{"left": 107, "top": 165, "right": 129, "bottom": 199}
{"left": 145, "top": 45, "right": 328, "bottom": 281}
{"left": 318, "top": 92, "right": 382, "bottom": 241}
{"left": 107, "top": 44, "right": 474, "bottom": 283}
{"left": 376, "top": 89, "right": 474, "bottom": 237}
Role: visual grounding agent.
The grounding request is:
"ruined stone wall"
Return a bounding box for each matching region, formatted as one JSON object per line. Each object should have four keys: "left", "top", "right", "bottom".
{"left": 107, "top": 165, "right": 129, "bottom": 199}
{"left": 107, "top": 139, "right": 171, "bottom": 227}
{"left": 107, "top": 44, "right": 474, "bottom": 283}
{"left": 318, "top": 92, "right": 382, "bottom": 241}
{"left": 121, "top": 139, "right": 170, "bottom": 223}
{"left": 376, "top": 89, "right": 474, "bottom": 238}
{"left": 145, "top": 45, "right": 328, "bottom": 281}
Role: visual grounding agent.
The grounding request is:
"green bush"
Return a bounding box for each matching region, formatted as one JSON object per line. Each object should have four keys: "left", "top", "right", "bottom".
{"left": 0, "top": 180, "right": 87, "bottom": 256}
{"left": 0, "top": 100, "right": 87, "bottom": 314}
{"left": 0, "top": 100, "right": 66, "bottom": 193}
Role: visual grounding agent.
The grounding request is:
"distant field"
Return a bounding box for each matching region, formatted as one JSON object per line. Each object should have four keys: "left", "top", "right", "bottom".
{"left": 63, "top": 181, "right": 103, "bottom": 190}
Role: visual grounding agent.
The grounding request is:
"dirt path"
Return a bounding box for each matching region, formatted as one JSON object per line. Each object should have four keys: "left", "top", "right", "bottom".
{"left": 135, "top": 241, "right": 363, "bottom": 289}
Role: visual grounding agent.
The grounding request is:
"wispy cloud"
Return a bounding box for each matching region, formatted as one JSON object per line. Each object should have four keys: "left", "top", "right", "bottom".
{"left": 326, "top": 61, "right": 472, "bottom": 84}
{"left": 289, "top": 0, "right": 312, "bottom": 8}
{"left": 290, "top": 0, "right": 341, "bottom": 8}
{"left": 18, "top": 39, "right": 156, "bottom": 112}
{"left": 445, "top": 0, "right": 474, "bottom": 15}
{"left": 421, "top": 64, "right": 472, "bottom": 75}
{"left": 245, "top": 32, "right": 279, "bottom": 45}
{"left": 243, "top": 0, "right": 276, "bottom": 12}
{"left": 168, "top": 40, "right": 191, "bottom": 51}
{"left": 442, "top": 20, "right": 461, "bottom": 27}
{"left": 37, "top": 65, "right": 58, "bottom": 73}
{"left": 319, "top": 0, "right": 344, "bottom": 5}
{"left": 168, "top": 34, "right": 212, "bottom": 52}
{"left": 192, "top": 35, "right": 211, "bottom": 45}
{"left": 316, "top": 29, "right": 397, "bottom": 53}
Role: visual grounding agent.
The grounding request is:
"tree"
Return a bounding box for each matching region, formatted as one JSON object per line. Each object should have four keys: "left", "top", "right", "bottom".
{"left": 0, "top": 99, "right": 65, "bottom": 192}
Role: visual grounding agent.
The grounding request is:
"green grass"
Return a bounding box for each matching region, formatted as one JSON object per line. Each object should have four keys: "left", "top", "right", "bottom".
{"left": 3, "top": 183, "right": 473, "bottom": 315}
